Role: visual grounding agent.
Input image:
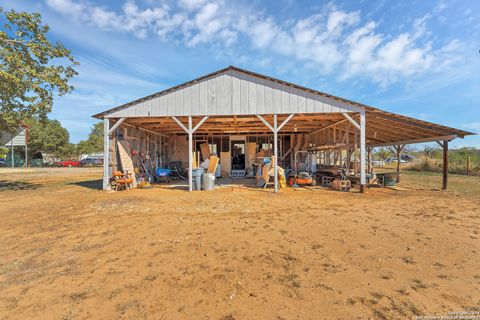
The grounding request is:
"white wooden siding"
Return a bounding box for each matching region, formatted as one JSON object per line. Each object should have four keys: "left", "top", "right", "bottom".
{"left": 106, "top": 69, "right": 362, "bottom": 118}
{"left": 0, "top": 127, "right": 26, "bottom": 146}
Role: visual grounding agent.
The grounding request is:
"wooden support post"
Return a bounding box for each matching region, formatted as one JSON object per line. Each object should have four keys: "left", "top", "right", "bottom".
{"left": 103, "top": 118, "right": 110, "bottom": 190}
{"left": 442, "top": 140, "right": 448, "bottom": 191}
{"left": 394, "top": 144, "right": 405, "bottom": 183}
{"left": 367, "top": 147, "right": 372, "bottom": 173}
{"left": 466, "top": 156, "right": 470, "bottom": 176}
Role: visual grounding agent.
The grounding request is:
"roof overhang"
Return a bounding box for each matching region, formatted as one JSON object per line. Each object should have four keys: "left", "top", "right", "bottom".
{"left": 93, "top": 65, "right": 474, "bottom": 147}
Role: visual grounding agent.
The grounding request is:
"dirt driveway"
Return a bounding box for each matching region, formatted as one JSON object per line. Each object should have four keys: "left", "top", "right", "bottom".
{"left": 0, "top": 168, "right": 479, "bottom": 319}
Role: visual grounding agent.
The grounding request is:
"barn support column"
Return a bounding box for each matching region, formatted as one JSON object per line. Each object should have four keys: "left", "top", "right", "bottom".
{"left": 341, "top": 111, "right": 366, "bottom": 192}
{"left": 188, "top": 117, "right": 193, "bottom": 192}
{"left": 359, "top": 110, "right": 366, "bottom": 192}
{"left": 437, "top": 140, "right": 449, "bottom": 190}
{"left": 442, "top": 140, "right": 448, "bottom": 190}
{"left": 367, "top": 147, "right": 373, "bottom": 173}
{"left": 273, "top": 115, "right": 278, "bottom": 193}
{"left": 103, "top": 118, "right": 110, "bottom": 190}
{"left": 172, "top": 116, "right": 209, "bottom": 192}
{"left": 257, "top": 114, "right": 294, "bottom": 193}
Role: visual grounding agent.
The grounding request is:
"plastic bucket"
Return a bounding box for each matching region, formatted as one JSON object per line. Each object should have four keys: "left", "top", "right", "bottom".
{"left": 202, "top": 173, "right": 216, "bottom": 191}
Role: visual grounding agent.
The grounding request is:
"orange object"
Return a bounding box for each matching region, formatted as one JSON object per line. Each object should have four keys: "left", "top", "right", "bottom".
{"left": 112, "top": 171, "right": 133, "bottom": 191}
{"left": 288, "top": 176, "right": 316, "bottom": 186}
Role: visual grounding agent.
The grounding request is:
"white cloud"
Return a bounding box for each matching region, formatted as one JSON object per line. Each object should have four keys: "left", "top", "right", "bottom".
{"left": 178, "top": 0, "right": 207, "bottom": 11}
{"left": 45, "top": 0, "right": 86, "bottom": 17}
{"left": 44, "top": 0, "right": 466, "bottom": 87}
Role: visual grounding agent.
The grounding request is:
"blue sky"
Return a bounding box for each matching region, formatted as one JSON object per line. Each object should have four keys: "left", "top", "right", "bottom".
{"left": 2, "top": 0, "right": 480, "bottom": 147}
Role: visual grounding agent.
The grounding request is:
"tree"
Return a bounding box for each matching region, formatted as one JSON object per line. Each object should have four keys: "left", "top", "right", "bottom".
{"left": 421, "top": 145, "right": 440, "bottom": 162}
{"left": 56, "top": 143, "right": 78, "bottom": 159}
{"left": 0, "top": 8, "right": 78, "bottom": 131}
{"left": 23, "top": 117, "right": 70, "bottom": 158}
{"left": 77, "top": 122, "right": 104, "bottom": 154}
{"left": 374, "top": 147, "right": 392, "bottom": 162}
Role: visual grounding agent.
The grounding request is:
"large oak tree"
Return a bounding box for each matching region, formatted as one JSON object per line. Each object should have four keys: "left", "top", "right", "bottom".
{"left": 0, "top": 8, "right": 78, "bottom": 131}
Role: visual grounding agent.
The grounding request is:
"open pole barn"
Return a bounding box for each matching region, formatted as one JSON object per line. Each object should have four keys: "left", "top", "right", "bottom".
{"left": 93, "top": 66, "right": 473, "bottom": 193}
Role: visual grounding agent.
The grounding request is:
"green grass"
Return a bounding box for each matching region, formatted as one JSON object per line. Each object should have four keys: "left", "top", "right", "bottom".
{"left": 400, "top": 171, "right": 480, "bottom": 196}
{"left": 373, "top": 165, "right": 480, "bottom": 196}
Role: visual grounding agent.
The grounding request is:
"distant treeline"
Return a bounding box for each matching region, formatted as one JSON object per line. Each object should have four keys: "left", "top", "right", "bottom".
{"left": 407, "top": 147, "right": 480, "bottom": 176}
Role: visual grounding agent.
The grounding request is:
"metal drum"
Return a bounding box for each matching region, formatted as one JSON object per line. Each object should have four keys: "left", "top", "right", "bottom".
{"left": 193, "top": 168, "right": 205, "bottom": 190}
{"left": 202, "top": 173, "right": 216, "bottom": 191}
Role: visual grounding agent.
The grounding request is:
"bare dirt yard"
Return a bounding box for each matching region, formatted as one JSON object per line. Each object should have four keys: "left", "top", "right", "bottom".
{"left": 0, "top": 168, "right": 479, "bottom": 319}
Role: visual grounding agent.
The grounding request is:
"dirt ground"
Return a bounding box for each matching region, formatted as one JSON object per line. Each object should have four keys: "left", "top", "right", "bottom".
{"left": 0, "top": 168, "right": 479, "bottom": 319}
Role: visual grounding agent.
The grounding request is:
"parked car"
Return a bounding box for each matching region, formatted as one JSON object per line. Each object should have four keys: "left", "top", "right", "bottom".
{"left": 0, "top": 158, "right": 6, "bottom": 167}
{"left": 80, "top": 157, "right": 103, "bottom": 166}
{"left": 401, "top": 154, "right": 414, "bottom": 162}
{"left": 385, "top": 157, "right": 407, "bottom": 164}
{"left": 54, "top": 160, "right": 81, "bottom": 167}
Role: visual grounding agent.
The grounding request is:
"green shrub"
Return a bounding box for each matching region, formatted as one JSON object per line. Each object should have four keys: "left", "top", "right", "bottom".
{"left": 406, "top": 148, "right": 480, "bottom": 176}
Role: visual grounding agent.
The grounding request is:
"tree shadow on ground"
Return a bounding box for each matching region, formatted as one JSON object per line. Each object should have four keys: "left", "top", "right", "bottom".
{"left": 0, "top": 180, "right": 41, "bottom": 191}
{"left": 71, "top": 179, "right": 103, "bottom": 190}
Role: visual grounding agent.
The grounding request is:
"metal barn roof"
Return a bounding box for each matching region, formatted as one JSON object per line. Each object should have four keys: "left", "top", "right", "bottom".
{"left": 93, "top": 66, "right": 473, "bottom": 146}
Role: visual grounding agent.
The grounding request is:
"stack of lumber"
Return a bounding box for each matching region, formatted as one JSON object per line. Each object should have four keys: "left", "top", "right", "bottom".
{"left": 117, "top": 140, "right": 137, "bottom": 187}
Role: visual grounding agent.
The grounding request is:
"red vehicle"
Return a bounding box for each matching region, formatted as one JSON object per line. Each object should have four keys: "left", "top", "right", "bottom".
{"left": 54, "top": 159, "right": 81, "bottom": 167}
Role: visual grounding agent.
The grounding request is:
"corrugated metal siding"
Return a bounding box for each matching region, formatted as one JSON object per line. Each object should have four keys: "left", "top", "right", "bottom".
{"left": 106, "top": 69, "right": 362, "bottom": 118}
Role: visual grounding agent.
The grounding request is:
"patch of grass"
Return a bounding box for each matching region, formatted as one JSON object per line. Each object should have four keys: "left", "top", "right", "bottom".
{"left": 371, "top": 291, "right": 385, "bottom": 299}
{"left": 0, "top": 180, "right": 40, "bottom": 191}
{"left": 280, "top": 273, "right": 301, "bottom": 289}
{"left": 69, "top": 291, "right": 88, "bottom": 302}
{"left": 116, "top": 300, "right": 144, "bottom": 315}
{"left": 400, "top": 171, "right": 480, "bottom": 196}
{"left": 61, "top": 311, "right": 75, "bottom": 320}
{"left": 410, "top": 279, "right": 428, "bottom": 291}
{"left": 379, "top": 272, "right": 394, "bottom": 280}
{"left": 372, "top": 309, "right": 388, "bottom": 320}
{"left": 396, "top": 288, "right": 409, "bottom": 295}
{"left": 143, "top": 274, "right": 157, "bottom": 282}
{"left": 402, "top": 256, "right": 416, "bottom": 265}
{"left": 282, "top": 254, "right": 296, "bottom": 262}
